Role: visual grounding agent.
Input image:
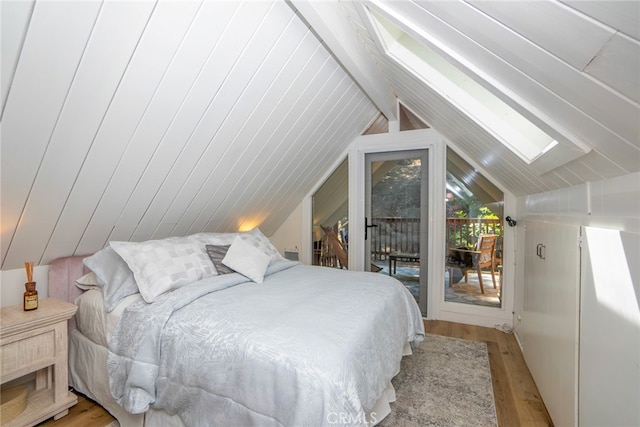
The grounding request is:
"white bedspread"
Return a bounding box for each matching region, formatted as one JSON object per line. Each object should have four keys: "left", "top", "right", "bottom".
{"left": 108, "top": 261, "right": 425, "bottom": 426}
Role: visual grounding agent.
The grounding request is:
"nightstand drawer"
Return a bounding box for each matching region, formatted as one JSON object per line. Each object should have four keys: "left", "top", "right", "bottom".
{"left": 1, "top": 330, "right": 55, "bottom": 380}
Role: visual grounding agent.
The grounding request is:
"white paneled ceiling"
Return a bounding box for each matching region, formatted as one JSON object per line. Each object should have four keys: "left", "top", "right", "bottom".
{"left": 0, "top": 0, "right": 379, "bottom": 269}
{"left": 1, "top": 0, "right": 639, "bottom": 270}
{"left": 290, "top": 0, "right": 639, "bottom": 188}
{"left": 335, "top": 0, "right": 639, "bottom": 187}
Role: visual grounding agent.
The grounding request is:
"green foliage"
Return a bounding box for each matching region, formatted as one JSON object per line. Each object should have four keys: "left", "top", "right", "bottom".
{"left": 447, "top": 196, "right": 501, "bottom": 248}
{"left": 478, "top": 206, "right": 499, "bottom": 219}
{"left": 371, "top": 159, "right": 421, "bottom": 218}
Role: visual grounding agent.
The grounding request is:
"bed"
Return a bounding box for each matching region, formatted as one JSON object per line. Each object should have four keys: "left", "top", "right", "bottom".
{"left": 49, "top": 229, "right": 425, "bottom": 426}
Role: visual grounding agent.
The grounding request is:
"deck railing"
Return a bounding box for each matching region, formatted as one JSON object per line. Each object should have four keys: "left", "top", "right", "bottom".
{"left": 446, "top": 218, "right": 502, "bottom": 249}
{"left": 370, "top": 217, "right": 502, "bottom": 261}
{"left": 370, "top": 217, "right": 420, "bottom": 260}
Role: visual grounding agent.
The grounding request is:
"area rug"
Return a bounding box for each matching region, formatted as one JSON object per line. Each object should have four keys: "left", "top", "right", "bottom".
{"left": 379, "top": 334, "right": 498, "bottom": 427}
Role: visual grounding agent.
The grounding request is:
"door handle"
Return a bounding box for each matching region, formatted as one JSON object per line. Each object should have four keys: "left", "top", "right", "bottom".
{"left": 365, "top": 217, "right": 378, "bottom": 240}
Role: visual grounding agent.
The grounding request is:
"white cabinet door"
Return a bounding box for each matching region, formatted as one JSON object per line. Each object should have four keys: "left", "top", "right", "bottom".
{"left": 522, "top": 220, "right": 581, "bottom": 427}
{"left": 579, "top": 228, "right": 640, "bottom": 427}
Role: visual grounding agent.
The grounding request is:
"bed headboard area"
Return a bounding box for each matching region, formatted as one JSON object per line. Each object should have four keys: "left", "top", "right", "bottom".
{"left": 48, "top": 255, "right": 89, "bottom": 330}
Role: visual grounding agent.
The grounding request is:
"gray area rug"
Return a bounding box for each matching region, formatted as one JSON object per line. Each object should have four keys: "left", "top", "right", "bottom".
{"left": 379, "top": 334, "right": 498, "bottom": 427}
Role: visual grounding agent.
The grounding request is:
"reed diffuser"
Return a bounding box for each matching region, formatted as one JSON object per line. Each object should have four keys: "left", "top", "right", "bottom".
{"left": 23, "top": 261, "right": 38, "bottom": 311}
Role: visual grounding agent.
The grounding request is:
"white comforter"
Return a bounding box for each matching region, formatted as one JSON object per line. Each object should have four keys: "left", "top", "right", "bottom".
{"left": 108, "top": 261, "right": 425, "bottom": 426}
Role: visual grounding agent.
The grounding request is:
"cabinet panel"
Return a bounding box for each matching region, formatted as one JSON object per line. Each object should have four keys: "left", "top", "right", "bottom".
{"left": 522, "top": 220, "right": 580, "bottom": 427}
{"left": 579, "top": 228, "right": 640, "bottom": 426}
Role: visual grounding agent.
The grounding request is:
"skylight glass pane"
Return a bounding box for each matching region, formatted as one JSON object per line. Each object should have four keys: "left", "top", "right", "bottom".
{"left": 369, "top": 8, "right": 558, "bottom": 164}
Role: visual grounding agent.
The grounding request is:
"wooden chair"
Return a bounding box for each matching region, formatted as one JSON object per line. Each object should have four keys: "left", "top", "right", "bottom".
{"left": 465, "top": 234, "right": 498, "bottom": 294}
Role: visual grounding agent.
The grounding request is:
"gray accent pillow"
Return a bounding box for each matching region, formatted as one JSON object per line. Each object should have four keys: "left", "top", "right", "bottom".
{"left": 205, "top": 245, "right": 235, "bottom": 275}
{"left": 83, "top": 246, "right": 139, "bottom": 312}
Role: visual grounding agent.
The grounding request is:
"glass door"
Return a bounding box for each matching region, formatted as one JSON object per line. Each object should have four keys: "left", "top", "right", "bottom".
{"left": 365, "top": 150, "right": 428, "bottom": 314}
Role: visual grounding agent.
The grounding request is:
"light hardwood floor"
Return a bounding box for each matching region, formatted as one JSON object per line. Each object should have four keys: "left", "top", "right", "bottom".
{"left": 39, "top": 320, "right": 552, "bottom": 427}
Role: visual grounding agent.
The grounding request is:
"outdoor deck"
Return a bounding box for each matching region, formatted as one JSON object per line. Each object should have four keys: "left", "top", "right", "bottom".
{"left": 373, "top": 258, "right": 501, "bottom": 308}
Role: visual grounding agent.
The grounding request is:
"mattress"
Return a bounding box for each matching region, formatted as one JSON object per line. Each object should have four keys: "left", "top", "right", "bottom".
{"left": 74, "top": 289, "right": 141, "bottom": 347}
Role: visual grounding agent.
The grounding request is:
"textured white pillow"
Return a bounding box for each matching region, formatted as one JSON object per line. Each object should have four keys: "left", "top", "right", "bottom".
{"left": 189, "top": 232, "right": 239, "bottom": 246}
{"left": 237, "top": 228, "right": 283, "bottom": 261}
{"left": 75, "top": 271, "right": 100, "bottom": 290}
{"left": 110, "top": 238, "right": 216, "bottom": 303}
{"left": 222, "top": 236, "right": 271, "bottom": 283}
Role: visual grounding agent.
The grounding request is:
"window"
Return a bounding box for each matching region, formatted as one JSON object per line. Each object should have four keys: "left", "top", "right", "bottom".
{"left": 365, "top": 4, "right": 589, "bottom": 173}
{"left": 445, "top": 148, "right": 503, "bottom": 308}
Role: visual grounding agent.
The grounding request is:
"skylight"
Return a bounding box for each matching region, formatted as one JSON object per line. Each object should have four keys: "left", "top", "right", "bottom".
{"left": 367, "top": 7, "right": 561, "bottom": 166}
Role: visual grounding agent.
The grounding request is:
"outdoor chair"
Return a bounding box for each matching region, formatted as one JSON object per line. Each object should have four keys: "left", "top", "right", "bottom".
{"left": 465, "top": 234, "right": 498, "bottom": 294}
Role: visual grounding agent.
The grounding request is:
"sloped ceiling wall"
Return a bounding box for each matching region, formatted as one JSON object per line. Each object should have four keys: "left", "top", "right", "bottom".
{"left": 0, "top": 0, "right": 379, "bottom": 270}
{"left": 295, "top": 0, "right": 639, "bottom": 194}
{"left": 352, "top": 1, "right": 639, "bottom": 191}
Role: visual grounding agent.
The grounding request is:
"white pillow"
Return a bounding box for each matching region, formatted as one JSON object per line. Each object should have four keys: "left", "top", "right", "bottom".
{"left": 189, "top": 232, "right": 239, "bottom": 246}
{"left": 237, "top": 228, "right": 283, "bottom": 261}
{"left": 75, "top": 271, "right": 100, "bottom": 290}
{"left": 222, "top": 236, "right": 271, "bottom": 283}
{"left": 83, "top": 247, "right": 140, "bottom": 312}
{"left": 110, "top": 238, "right": 216, "bottom": 303}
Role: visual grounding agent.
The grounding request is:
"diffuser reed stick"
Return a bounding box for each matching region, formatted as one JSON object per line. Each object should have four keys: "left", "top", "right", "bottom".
{"left": 24, "top": 261, "right": 34, "bottom": 283}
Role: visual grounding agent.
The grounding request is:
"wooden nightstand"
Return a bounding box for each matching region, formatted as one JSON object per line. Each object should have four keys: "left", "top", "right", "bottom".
{"left": 1, "top": 298, "right": 78, "bottom": 426}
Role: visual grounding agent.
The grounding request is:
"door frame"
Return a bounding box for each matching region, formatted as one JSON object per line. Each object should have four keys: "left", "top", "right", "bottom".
{"left": 365, "top": 149, "right": 430, "bottom": 313}
{"left": 349, "top": 129, "right": 445, "bottom": 318}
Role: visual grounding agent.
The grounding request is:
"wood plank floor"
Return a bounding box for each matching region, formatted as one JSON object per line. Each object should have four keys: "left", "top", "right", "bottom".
{"left": 39, "top": 320, "right": 553, "bottom": 426}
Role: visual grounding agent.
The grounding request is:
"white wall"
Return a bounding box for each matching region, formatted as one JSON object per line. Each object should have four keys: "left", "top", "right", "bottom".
{"left": 269, "top": 203, "right": 304, "bottom": 261}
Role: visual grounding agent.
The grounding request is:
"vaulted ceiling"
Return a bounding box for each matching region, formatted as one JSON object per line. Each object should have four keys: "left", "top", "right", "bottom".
{"left": 1, "top": 0, "right": 638, "bottom": 270}
{"left": 295, "top": 0, "right": 639, "bottom": 190}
